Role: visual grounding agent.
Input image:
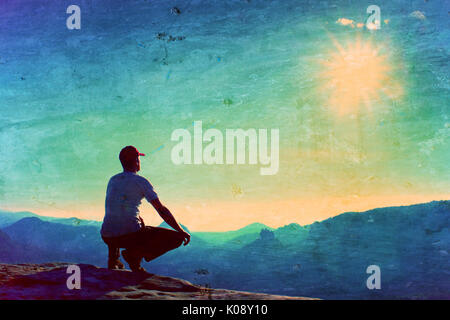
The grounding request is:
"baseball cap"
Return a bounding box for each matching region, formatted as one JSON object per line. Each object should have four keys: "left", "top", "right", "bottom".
{"left": 119, "top": 146, "right": 146, "bottom": 163}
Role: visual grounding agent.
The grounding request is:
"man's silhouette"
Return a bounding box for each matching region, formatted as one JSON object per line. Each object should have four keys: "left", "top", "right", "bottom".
{"left": 100, "top": 145, "right": 190, "bottom": 272}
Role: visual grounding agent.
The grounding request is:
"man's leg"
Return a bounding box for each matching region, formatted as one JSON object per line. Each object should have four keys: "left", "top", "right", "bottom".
{"left": 107, "top": 245, "right": 125, "bottom": 269}
{"left": 107, "top": 227, "right": 183, "bottom": 272}
{"left": 102, "top": 232, "right": 146, "bottom": 272}
{"left": 101, "top": 237, "right": 124, "bottom": 270}
{"left": 116, "top": 232, "right": 147, "bottom": 272}
{"left": 121, "top": 248, "right": 144, "bottom": 272}
{"left": 138, "top": 226, "right": 184, "bottom": 262}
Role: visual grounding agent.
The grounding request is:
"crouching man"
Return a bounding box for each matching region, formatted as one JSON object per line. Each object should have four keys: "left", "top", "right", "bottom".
{"left": 100, "top": 145, "right": 190, "bottom": 273}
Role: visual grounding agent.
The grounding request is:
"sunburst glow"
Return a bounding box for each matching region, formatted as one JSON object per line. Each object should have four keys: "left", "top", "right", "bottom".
{"left": 320, "top": 37, "right": 398, "bottom": 115}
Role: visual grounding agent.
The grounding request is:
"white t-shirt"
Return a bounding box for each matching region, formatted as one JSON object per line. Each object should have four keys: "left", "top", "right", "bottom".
{"left": 100, "top": 171, "right": 159, "bottom": 238}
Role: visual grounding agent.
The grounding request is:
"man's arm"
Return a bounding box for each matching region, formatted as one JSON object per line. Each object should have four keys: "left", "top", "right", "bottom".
{"left": 150, "top": 198, "right": 190, "bottom": 245}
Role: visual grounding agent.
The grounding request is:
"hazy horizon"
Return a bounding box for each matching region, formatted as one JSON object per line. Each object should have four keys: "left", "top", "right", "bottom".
{"left": 2, "top": 197, "right": 449, "bottom": 232}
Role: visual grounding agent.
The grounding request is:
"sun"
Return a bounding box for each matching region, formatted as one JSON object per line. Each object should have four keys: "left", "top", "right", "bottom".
{"left": 319, "top": 36, "right": 398, "bottom": 115}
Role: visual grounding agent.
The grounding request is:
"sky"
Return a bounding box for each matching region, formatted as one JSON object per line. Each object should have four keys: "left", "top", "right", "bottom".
{"left": 0, "top": 0, "right": 449, "bottom": 231}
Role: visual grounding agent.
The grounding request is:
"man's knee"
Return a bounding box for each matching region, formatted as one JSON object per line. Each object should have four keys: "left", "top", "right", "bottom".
{"left": 141, "top": 227, "right": 184, "bottom": 250}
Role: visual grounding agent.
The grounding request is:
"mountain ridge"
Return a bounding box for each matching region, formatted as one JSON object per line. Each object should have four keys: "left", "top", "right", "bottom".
{"left": 1, "top": 200, "right": 448, "bottom": 232}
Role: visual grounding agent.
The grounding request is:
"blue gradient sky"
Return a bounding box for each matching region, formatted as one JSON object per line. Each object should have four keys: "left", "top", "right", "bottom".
{"left": 0, "top": 0, "right": 449, "bottom": 230}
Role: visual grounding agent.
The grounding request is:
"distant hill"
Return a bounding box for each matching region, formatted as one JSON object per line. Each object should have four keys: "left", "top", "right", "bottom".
{"left": 0, "top": 229, "right": 47, "bottom": 263}
{"left": 0, "top": 210, "right": 101, "bottom": 228}
{"left": 273, "top": 223, "right": 309, "bottom": 246}
{"left": 0, "top": 230, "right": 20, "bottom": 262}
{"left": 2, "top": 217, "right": 106, "bottom": 266}
{"left": 0, "top": 210, "right": 39, "bottom": 228}
{"left": 194, "top": 222, "right": 274, "bottom": 245}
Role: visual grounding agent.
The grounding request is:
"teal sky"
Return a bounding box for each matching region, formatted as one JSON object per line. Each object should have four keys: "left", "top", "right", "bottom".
{"left": 0, "top": 0, "right": 448, "bottom": 230}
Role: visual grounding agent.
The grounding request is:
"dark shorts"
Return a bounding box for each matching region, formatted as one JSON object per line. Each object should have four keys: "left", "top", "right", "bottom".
{"left": 102, "top": 226, "right": 184, "bottom": 262}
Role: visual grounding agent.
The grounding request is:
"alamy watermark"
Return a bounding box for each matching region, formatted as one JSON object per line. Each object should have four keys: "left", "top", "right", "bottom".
{"left": 66, "top": 265, "right": 81, "bottom": 289}
{"left": 366, "top": 5, "right": 381, "bottom": 30}
{"left": 366, "top": 265, "right": 381, "bottom": 290}
{"left": 66, "top": 5, "right": 81, "bottom": 30}
{"left": 171, "top": 121, "right": 279, "bottom": 175}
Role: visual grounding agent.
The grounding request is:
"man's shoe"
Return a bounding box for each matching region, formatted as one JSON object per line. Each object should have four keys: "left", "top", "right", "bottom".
{"left": 122, "top": 249, "right": 142, "bottom": 272}
{"left": 108, "top": 259, "right": 125, "bottom": 270}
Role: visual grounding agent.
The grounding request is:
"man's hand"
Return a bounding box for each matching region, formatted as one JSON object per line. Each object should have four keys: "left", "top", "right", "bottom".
{"left": 139, "top": 216, "right": 145, "bottom": 228}
{"left": 180, "top": 230, "right": 190, "bottom": 246}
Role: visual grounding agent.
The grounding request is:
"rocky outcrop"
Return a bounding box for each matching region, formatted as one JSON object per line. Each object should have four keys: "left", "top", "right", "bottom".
{"left": 0, "top": 263, "right": 317, "bottom": 300}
